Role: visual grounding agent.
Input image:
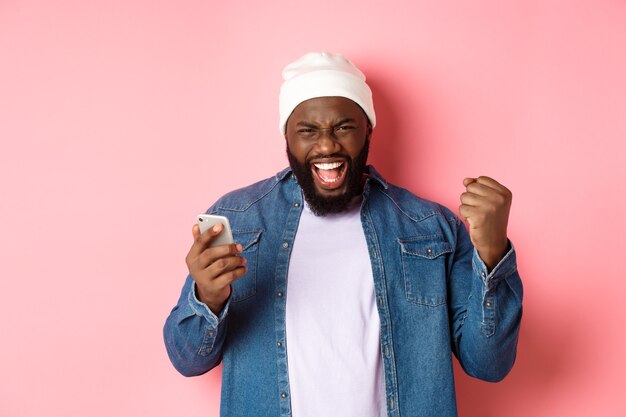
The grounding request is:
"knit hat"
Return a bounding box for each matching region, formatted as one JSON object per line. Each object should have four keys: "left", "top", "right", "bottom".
{"left": 279, "top": 52, "right": 376, "bottom": 135}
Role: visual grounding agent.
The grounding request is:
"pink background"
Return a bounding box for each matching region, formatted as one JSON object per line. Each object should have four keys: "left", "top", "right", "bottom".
{"left": 1, "top": 1, "right": 625, "bottom": 416}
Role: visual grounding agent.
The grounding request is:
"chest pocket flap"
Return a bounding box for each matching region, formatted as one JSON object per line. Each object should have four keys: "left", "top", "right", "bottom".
{"left": 231, "top": 230, "right": 262, "bottom": 302}
{"left": 399, "top": 236, "right": 452, "bottom": 306}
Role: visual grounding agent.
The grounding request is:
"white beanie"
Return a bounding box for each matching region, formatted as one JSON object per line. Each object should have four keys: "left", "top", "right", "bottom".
{"left": 279, "top": 52, "right": 376, "bottom": 135}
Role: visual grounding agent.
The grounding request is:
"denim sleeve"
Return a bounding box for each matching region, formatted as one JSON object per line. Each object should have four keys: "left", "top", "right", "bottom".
{"left": 163, "top": 274, "right": 230, "bottom": 377}
{"left": 448, "top": 218, "right": 523, "bottom": 382}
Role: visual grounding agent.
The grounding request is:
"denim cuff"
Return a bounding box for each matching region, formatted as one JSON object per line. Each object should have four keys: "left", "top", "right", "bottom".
{"left": 472, "top": 240, "right": 518, "bottom": 291}
{"left": 187, "top": 283, "right": 231, "bottom": 329}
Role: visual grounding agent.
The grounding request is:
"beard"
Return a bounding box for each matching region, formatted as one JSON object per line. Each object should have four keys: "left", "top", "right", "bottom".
{"left": 286, "top": 139, "right": 370, "bottom": 217}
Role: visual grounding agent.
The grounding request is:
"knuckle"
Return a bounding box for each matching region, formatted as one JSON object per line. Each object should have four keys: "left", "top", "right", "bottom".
{"left": 200, "top": 250, "right": 213, "bottom": 265}
{"left": 493, "top": 194, "right": 506, "bottom": 206}
{"left": 214, "top": 245, "right": 229, "bottom": 257}
{"left": 214, "top": 259, "right": 226, "bottom": 270}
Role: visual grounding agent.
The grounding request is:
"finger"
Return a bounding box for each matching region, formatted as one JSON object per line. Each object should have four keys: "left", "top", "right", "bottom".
{"left": 212, "top": 265, "right": 248, "bottom": 288}
{"left": 459, "top": 205, "right": 485, "bottom": 229}
{"left": 192, "top": 224, "right": 201, "bottom": 240}
{"left": 207, "top": 255, "right": 247, "bottom": 278}
{"left": 190, "top": 251, "right": 245, "bottom": 286}
{"left": 459, "top": 204, "right": 477, "bottom": 221}
{"left": 188, "top": 223, "right": 226, "bottom": 260}
{"left": 199, "top": 223, "right": 223, "bottom": 246}
{"left": 193, "top": 255, "right": 246, "bottom": 289}
{"left": 475, "top": 176, "right": 512, "bottom": 198}
{"left": 475, "top": 176, "right": 503, "bottom": 189}
{"left": 465, "top": 180, "right": 500, "bottom": 198}
{"left": 197, "top": 243, "right": 244, "bottom": 269}
{"left": 463, "top": 177, "right": 476, "bottom": 187}
{"left": 459, "top": 191, "right": 485, "bottom": 207}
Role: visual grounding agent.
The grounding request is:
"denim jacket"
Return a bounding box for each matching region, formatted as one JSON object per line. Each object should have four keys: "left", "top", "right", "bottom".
{"left": 164, "top": 166, "right": 523, "bottom": 417}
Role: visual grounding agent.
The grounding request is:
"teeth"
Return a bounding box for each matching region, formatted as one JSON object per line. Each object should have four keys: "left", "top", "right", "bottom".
{"left": 313, "top": 161, "right": 343, "bottom": 170}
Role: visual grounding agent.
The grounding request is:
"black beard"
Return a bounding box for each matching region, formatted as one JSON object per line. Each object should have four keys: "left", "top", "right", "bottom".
{"left": 286, "top": 139, "right": 370, "bottom": 216}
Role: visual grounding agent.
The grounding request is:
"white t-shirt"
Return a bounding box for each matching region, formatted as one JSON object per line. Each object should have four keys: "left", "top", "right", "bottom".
{"left": 285, "top": 200, "right": 386, "bottom": 417}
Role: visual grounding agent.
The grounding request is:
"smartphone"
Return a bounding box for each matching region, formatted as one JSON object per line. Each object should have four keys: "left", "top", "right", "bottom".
{"left": 197, "top": 214, "right": 234, "bottom": 247}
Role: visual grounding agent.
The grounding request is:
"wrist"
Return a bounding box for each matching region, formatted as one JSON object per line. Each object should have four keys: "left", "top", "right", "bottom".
{"left": 477, "top": 239, "right": 509, "bottom": 271}
{"left": 195, "top": 283, "right": 228, "bottom": 315}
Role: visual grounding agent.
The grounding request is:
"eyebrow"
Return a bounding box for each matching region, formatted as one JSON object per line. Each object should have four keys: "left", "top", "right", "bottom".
{"left": 295, "top": 118, "right": 357, "bottom": 128}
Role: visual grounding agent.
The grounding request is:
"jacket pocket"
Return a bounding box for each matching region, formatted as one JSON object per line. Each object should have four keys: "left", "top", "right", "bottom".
{"left": 399, "top": 236, "right": 451, "bottom": 306}
{"left": 231, "top": 230, "right": 262, "bottom": 302}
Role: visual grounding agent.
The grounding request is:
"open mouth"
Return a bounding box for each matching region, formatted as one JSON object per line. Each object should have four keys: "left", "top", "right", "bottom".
{"left": 310, "top": 160, "right": 348, "bottom": 190}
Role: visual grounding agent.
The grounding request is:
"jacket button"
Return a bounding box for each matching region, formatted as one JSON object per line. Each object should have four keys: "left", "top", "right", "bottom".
{"left": 427, "top": 248, "right": 433, "bottom": 254}
{"left": 277, "top": 341, "right": 282, "bottom": 347}
{"left": 294, "top": 202, "right": 300, "bottom": 208}
{"left": 277, "top": 291, "right": 283, "bottom": 297}
{"left": 280, "top": 392, "right": 287, "bottom": 398}
{"left": 282, "top": 242, "right": 289, "bottom": 249}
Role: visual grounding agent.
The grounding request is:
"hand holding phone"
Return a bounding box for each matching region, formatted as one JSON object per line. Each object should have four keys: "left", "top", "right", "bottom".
{"left": 197, "top": 214, "right": 234, "bottom": 247}
{"left": 188, "top": 214, "right": 245, "bottom": 314}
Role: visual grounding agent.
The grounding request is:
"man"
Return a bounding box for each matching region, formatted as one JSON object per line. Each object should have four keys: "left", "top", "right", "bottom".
{"left": 164, "top": 52, "right": 523, "bottom": 417}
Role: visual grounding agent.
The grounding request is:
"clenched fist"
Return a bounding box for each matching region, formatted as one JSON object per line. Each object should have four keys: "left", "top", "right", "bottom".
{"left": 459, "top": 176, "right": 512, "bottom": 271}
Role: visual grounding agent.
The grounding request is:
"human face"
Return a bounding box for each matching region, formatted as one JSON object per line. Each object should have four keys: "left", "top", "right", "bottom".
{"left": 285, "top": 97, "right": 372, "bottom": 210}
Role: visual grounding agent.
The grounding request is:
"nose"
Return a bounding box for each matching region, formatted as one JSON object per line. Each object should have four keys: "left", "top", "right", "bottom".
{"left": 315, "top": 128, "right": 341, "bottom": 154}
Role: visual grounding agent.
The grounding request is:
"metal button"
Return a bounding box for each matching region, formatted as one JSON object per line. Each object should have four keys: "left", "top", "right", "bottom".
{"left": 371, "top": 249, "right": 377, "bottom": 258}
{"left": 277, "top": 342, "right": 282, "bottom": 347}
{"left": 294, "top": 202, "right": 300, "bottom": 208}
{"left": 427, "top": 248, "right": 433, "bottom": 254}
{"left": 208, "top": 331, "right": 214, "bottom": 337}
{"left": 282, "top": 242, "right": 289, "bottom": 249}
{"left": 277, "top": 291, "right": 283, "bottom": 297}
{"left": 481, "top": 271, "right": 486, "bottom": 278}
{"left": 485, "top": 301, "right": 492, "bottom": 307}
{"left": 280, "top": 392, "right": 287, "bottom": 398}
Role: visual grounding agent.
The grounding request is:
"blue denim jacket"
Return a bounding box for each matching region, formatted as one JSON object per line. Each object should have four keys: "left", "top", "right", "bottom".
{"left": 164, "top": 166, "right": 523, "bottom": 417}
